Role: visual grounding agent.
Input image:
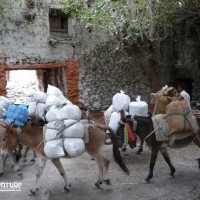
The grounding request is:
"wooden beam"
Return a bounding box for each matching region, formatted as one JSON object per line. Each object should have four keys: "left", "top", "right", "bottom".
{"left": 2, "top": 61, "right": 67, "bottom": 70}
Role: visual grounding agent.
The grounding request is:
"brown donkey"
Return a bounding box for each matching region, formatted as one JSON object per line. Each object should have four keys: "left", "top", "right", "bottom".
{"left": 2, "top": 123, "right": 129, "bottom": 195}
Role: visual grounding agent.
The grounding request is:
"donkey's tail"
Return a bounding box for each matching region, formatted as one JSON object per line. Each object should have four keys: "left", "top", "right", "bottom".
{"left": 107, "top": 128, "right": 130, "bottom": 175}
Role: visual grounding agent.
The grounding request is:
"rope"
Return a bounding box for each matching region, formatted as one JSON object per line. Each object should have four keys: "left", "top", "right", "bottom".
{"left": 36, "top": 139, "right": 44, "bottom": 150}
{"left": 144, "top": 126, "right": 160, "bottom": 140}
{"left": 167, "top": 109, "right": 194, "bottom": 133}
{"left": 144, "top": 116, "right": 167, "bottom": 140}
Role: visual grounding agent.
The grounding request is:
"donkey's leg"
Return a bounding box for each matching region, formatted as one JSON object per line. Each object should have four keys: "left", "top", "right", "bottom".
{"left": 160, "top": 148, "right": 176, "bottom": 177}
{"left": 145, "top": 145, "right": 160, "bottom": 183}
{"left": 50, "top": 158, "right": 71, "bottom": 192}
{"left": 22, "top": 147, "right": 29, "bottom": 162}
{"left": 29, "top": 157, "right": 47, "bottom": 196}
{"left": 193, "top": 138, "right": 200, "bottom": 168}
{"left": 136, "top": 136, "right": 144, "bottom": 154}
{"left": 30, "top": 150, "right": 37, "bottom": 162}
{"left": 10, "top": 153, "right": 23, "bottom": 179}
{"left": 94, "top": 153, "right": 110, "bottom": 187}
{"left": 0, "top": 149, "right": 7, "bottom": 177}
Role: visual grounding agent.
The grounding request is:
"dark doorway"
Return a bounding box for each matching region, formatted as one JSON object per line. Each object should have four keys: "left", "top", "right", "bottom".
{"left": 175, "top": 78, "right": 193, "bottom": 100}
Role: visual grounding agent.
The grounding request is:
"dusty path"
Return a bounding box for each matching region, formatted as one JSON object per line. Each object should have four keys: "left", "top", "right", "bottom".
{"left": 0, "top": 143, "right": 200, "bottom": 200}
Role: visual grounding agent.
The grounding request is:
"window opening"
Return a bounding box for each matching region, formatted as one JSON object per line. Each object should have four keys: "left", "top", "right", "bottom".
{"left": 49, "top": 9, "right": 69, "bottom": 34}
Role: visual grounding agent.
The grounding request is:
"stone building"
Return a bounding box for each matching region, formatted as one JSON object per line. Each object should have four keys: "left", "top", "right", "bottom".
{"left": 0, "top": 0, "right": 200, "bottom": 110}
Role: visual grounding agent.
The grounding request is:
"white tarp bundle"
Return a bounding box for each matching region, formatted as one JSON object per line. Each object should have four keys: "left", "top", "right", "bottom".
{"left": 45, "top": 85, "right": 72, "bottom": 111}
{"left": 45, "top": 106, "right": 62, "bottom": 122}
{"left": 0, "top": 96, "right": 12, "bottom": 119}
{"left": 28, "top": 90, "right": 46, "bottom": 120}
{"left": 129, "top": 96, "right": 148, "bottom": 117}
{"left": 44, "top": 139, "right": 65, "bottom": 159}
{"left": 104, "top": 105, "right": 113, "bottom": 127}
{"left": 59, "top": 105, "right": 81, "bottom": 121}
{"left": 64, "top": 138, "right": 85, "bottom": 157}
{"left": 44, "top": 85, "right": 86, "bottom": 159}
{"left": 108, "top": 112, "right": 121, "bottom": 133}
{"left": 112, "top": 90, "right": 130, "bottom": 112}
{"left": 62, "top": 122, "right": 84, "bottom": 138}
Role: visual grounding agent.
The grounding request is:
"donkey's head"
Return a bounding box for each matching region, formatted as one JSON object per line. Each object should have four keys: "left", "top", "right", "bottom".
{"left": 2, "top": 125, "right": 23, "bottom": 162}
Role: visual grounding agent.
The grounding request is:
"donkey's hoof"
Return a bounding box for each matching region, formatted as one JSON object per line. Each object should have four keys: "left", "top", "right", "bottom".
{"left": 95, "top": 181, "right": 102, "bottom": 188}
{"left": 136, "top": 151, "right": 141, "bottom": 155}
{"left": 170, "top": 173, "right": 175, "bottom": 177}
{"left": 29, "top": 188, "right": 39, "bottom": 196}
{"left": 144, "top": 179, "right": 150, "bottom": 184}
{"left": 104, "top": 179, "right": 111, "bottom": 185}
{"left": 196, "top": 158, "right": 200, "bottom": 168}
{"left": 64, "top": 184, "right": 71, "bottom": 192}
{"left": 18, "top": 172, "right": 23, "bottom": 180}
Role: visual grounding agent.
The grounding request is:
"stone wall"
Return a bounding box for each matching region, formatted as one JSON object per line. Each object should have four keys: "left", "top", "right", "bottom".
{"left": 0, "top": 0, "right": 150, "bottom": 110}
{"left": 79, "top": 41, "right": 150, "bottom": 110}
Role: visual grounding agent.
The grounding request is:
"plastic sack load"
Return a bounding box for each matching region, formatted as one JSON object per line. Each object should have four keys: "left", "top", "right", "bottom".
{"left": 45, "top": 106, "right": 62, "bottom": 122}
{"left": 129, "top": 96, "right": 148, "bottom": 117}
{"left": 59, "top": 105, "right": 82, "bottom": 121}
{"left": 45, "top": 95, "right": 68, "bottom": 111}
{"left": 112, "top": 90, "right": 130, "bottom": 112}
{"left": 0, "top": 96, "right": 12, "bottom": 109}
{"left": 62, "top": 122, "right": 84, "bottom": 138}
{"left": 46, "top": 84, "right": 63, "bottom": 96}
{"left": 28, "top": 102, "right": 46, "bottom": 120}
{"left": 108, "top": 112, "right": 121, "bottom": 133}
{"left": 45, "top": 84, "right": 73, "bottom": 111}
{"left": 46, "top": 120, "right": 64, "bottom": 130}
{"left": 44, "top": 139, "right": 65, "bottom": 159}
{"left": 0, "top": 97, "right": 12, "bottom": 119}
{"left": 64, "top": 138, "right": 85, "bottom": 157}
{"left": 44, "top": 128, "right": 62, "bottom": 141}
{"left": 31, "top": 90, "right": 46, "bottom": 103}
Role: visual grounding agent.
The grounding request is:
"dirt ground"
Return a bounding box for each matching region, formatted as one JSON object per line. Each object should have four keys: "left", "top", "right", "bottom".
{"left": 0, "top": 143, "right": 200, "bottom": 200}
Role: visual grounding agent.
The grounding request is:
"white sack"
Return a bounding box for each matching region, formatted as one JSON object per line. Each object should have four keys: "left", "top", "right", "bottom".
{"left": 46, "top": 120, "right": 64, "bottom": 130}
{"left": 112, "top": 90, "right": 130, "bottom": 112}
{"left": 0, "top": 96, "right": 12, "bottom": 109}
{"left": 129, "top": 96, "right": 148, "bottom": 117}
{"left": 104, "top": 105, "right": 113, "bottom": 126}
{"left": 28, "top": 102, "right": 46, "bottom": 120}
{"left": 46, "top": 84, "right": 63, "bottom": 96}
{"left": 59, "top": 105, "right": 81, "bottom": 120}
{"left": 0, "top": 106, "right": 6, "bottom": 119}
{"left": 44, "top": 139, "right": 65, "bottom": 159}
{"left": 31, "top": 90, "right": 46, "bottom": 103}
{"left": 64, "top": 138, "right": 85, "bottom": 157}
{"left": 64, "top": 119, "right": 79, "bottom": 128}
{"left": 44, "top": 128, "right": 62, "bottom": 141}
{"left": 108, "top": 112, "right": 121, "bottom": 133}
{"left": 45, "top": 95, "right": 68, "bottom": 111}
{"left": 28, "top": 102, "right": 37, "bottom": 117}
{"left": 45, "top": 106, "right": 62, "bottom": 122}
{"left": 35, "top": 103, "right": 46, "bottom": 119}
{"left": 62, "top": 122, "right": 84, "bottom": 138}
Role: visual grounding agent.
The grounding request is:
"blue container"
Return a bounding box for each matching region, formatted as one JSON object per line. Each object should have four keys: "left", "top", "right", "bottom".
{"left": 4, "top": 104, "right": 28, "bottom": 126}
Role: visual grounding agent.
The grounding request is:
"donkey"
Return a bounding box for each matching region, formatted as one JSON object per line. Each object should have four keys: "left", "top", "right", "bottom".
{"left": 112, "top": 110, "right": 200, "bottom": 183}
{"left": 2, "top": 121, "right": 129, "bottom": 195}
